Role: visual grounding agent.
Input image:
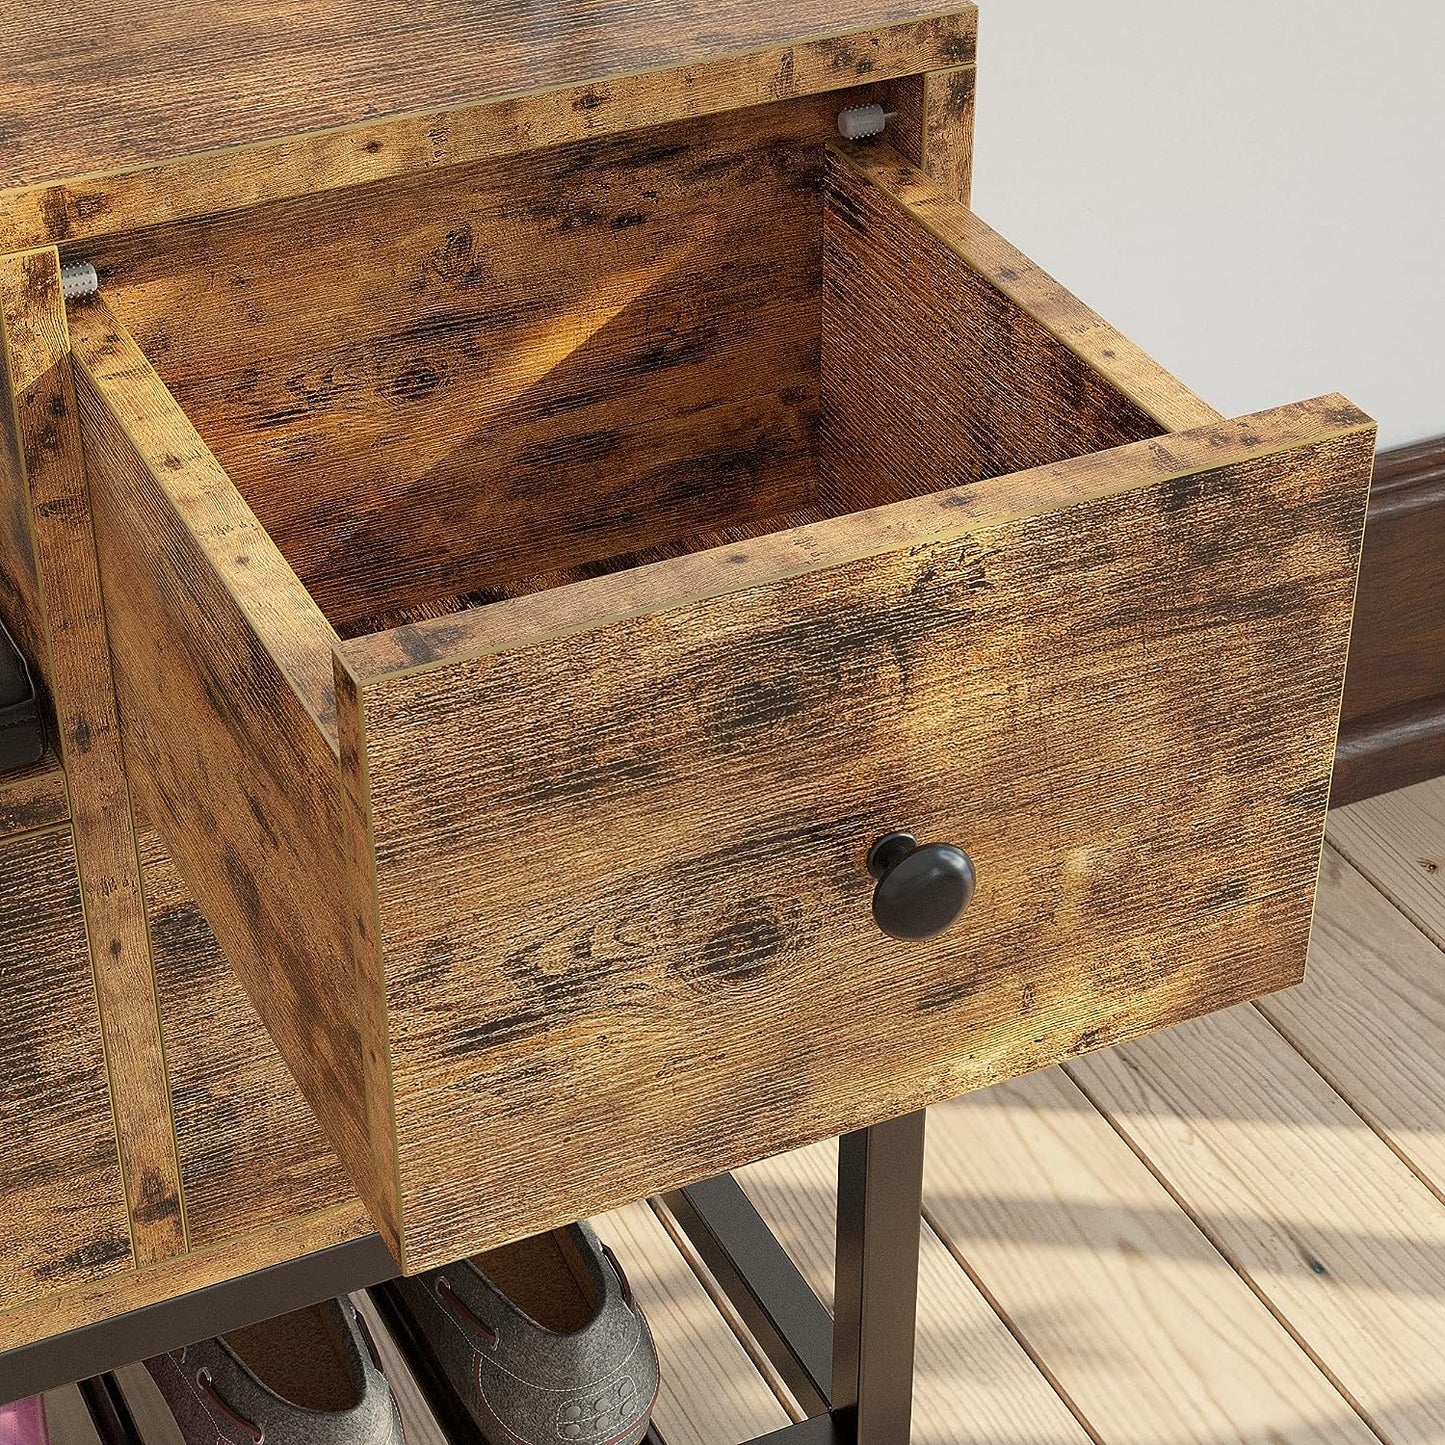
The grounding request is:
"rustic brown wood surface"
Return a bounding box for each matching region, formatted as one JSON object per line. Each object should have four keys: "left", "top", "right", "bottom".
{"left": 0, "top": 248, "right": 184, "bottom": 1265}
{"left": 336, "top": 395, "right": 1370, "bottom": 1268}
{"left": 338, "top": 507, "right": 831, "bottom": 641}
{"left": 0, "top": 8, "right": 974, "bottom": 250}
{"left": 39, "top": 789, "right": 1445, "bottom": 1440}
{"left": 137, "top": 829, "right": 360, "bottom": 1250}
{"left": 0, "top": 1200, "right": 369, "bottom": 1354}
{"left": 822, "top": 144, "right": 1219, "bottom": 519}
{"left": 67, "top": 303, "right": 388, "bottom": 1239}
{"left": 0, "top": 751, "right": 67, "bottom": 838}
{"left": 0, "top": 825, "right": 132, "bottom": 1312}
{"left": 94, "top": 94, "right": 881, "bottom": 637}
{"left": 1332, "top": 436, "right": 1445, "bottom": 803}
{"left": 0, "top": 333, "right": 45, "bottom": 681}
{"left": 886, "top": 65, "right": 977, "bottom": 203}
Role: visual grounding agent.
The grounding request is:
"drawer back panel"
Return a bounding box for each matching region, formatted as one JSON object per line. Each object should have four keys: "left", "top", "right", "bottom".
{"left": 86, "top": 94, "right": 864, "bottom": 637}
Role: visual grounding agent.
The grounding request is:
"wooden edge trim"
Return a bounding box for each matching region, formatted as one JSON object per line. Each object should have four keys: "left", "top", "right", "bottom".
{"left": 331, "top": 659, "right": 408, "bottom": 1269}
{"left": 338, "top": 393, "right": 1373, "bottom": 686}
{"left": 885, "top": 63, "right": 977, "bottom": 206}
{"left": 0, "top": 244, "right": 185, "bottom": 1266}
{"left": 0, "top": 1200, "right": 373, "bottom": 1356}
{"left": 0, "top": 13, "right": 977, "bottom": 252}
{"left": 67, "top": 298, "right": 343, "bottom": 752}
{"left": 1333, "top": 696, "right": 1445, "bottom": 807}
{"left": 1368, "top": 432, "right": 1445, "bottom": 507}
{"left": 1330, "top": 431, "right": 1445, "bottom": 804}
{"left": 827, "top": 140, "right": 1223, "bottom": 434}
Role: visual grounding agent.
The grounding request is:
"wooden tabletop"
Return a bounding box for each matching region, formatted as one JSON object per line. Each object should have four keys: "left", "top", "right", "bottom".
{"left": 0, "top": 0, "right": 966, "bottom": 193}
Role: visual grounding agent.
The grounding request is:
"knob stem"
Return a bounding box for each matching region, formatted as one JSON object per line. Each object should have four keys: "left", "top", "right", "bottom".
{"left": 866, "top": 830, "right": 918, "bottom": 880}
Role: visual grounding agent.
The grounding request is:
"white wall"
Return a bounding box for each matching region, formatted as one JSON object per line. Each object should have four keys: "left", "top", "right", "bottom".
{"left": 970, "top": 1, "right": 1443, "bottom": 449}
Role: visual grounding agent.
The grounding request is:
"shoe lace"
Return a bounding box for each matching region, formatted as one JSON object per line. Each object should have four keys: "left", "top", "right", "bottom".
{"left": 436, "top": 1275, "right": 499, "bottom": 1347}
{"left": 196, "top": 1367, "right": 264, "bottom": 1444}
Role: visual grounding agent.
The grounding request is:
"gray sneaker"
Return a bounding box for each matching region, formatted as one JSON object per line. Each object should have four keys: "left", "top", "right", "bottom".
{"left": 144, "top": 1296, "right": 404, "bottom": 1444}
{"left": 394, "top": 1221, "right": 660, "bottom": 1445}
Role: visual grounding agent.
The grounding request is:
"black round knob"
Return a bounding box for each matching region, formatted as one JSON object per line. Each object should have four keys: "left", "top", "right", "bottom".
{"left": 867, "top": 831, "right": 976, "bottom": 941}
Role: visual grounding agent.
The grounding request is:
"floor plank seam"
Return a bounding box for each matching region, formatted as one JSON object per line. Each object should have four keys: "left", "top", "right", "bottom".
{"left": 1250, "top": 997, "right": 1445, "bottom": 1215}
{"left": 645, "top": 1195, "right": 807, "bottom": 1425}
{"left": 1057, "top": 1060, "right": 1394, "bottom": 1445}
{"left": 915, "top": 1209, "right": 1107, "bottom": 1445}
{"left": 1323, "top": 835, "right": 1445, "bottom": 955}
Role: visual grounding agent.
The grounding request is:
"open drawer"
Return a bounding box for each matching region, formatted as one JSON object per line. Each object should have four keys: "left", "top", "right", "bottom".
{"left": 68, "top": 114, "right": 1373, "bottom": 1270}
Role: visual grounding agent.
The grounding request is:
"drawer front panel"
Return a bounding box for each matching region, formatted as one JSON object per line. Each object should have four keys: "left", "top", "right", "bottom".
{"left": 339, "top": 398, "right": 1372, "bottom": 1267}
{"left": 0, "top": 825, "right": 133, "bottom": 1307}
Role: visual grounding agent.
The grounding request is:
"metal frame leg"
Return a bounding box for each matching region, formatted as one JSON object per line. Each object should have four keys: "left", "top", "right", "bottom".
{"left": 662, "top": 1174, "right": 833, "bottom": 1415}
{"left": 666, "top": 1110, "right": 927, "bottom": 1444}
{"left": 77, "top": 1374, "right": 144, "bottom": 1445}
{"left": 832, "top": 1111, "right": 926, "bottom": 1445}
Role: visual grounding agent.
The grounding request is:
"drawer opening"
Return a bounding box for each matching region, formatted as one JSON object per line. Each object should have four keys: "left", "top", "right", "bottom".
{"left": 83, "top": 107, "right": 1214, "bottom": 648}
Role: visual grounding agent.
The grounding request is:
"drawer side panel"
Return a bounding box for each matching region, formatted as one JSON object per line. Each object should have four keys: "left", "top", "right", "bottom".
{"left": 69, "top": 304, "right": 393, "bottom": 1247}
{"left": 820, "top": 144, "right": 1220, "bottom": 515}
{"left": 138, "top": 828, "right": 360, "bottom": 1248}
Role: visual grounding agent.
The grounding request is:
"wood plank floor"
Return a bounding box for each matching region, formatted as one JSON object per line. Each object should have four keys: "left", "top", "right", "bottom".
{"left": 44, "top": 775, "right": 1445, "bottom": 1444}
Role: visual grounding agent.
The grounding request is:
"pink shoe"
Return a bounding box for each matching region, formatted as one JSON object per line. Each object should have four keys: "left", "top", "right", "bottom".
{"left": 0, "top": 1397, "right": 48, "bottom": 1445}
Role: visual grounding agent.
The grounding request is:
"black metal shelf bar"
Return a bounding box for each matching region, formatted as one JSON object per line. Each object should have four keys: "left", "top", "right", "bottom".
{"left": 660, "top": 1174, "right": 833, "bottom": 1416}
{"left": 75, "top": 1374, "right": 144, "bottom": 1445}
{"left": 0, "top": 1234, "right": 398, "bottom": 1402}
{"left": 20, "top": 1113, "right": 928, "bottom": 1445}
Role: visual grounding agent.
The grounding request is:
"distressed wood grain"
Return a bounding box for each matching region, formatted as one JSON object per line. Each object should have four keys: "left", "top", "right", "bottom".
{"left": 67, "top": 303, "right": 390, "bottom": 1244}
{"left": 821, "top": 144, "right": 1220, "bottom": 515}
{"left": 0, "top": 10, "right": 976, "bottom": 249}
{"left": 0, "top": 333, "right": 45, "bottom": 686}
{"left": 71, "top": 131, "right": 1370, "bottom": 1271}
{"left": 0, "top": 825, "right": 132, "bottom": 1313}
{"left": 138, "top": 828, "right": 359, "bottom": 1250}
{"left": 886, "top": 64, "right": 977, "bottom": 203}
{"left": 337, "top": 396, "right": 1371, "bottom": 1268}
{"left": 0, "top": 248, "right": 184, "bottom": 1264}
{"left": 92, "top": 94, "right": 876, "bottom": 636}
{"left": 0, "top": 750, "right": 67, "bottom": 838}
{"left": 0, "top": 1201, "right": 370, "bottom": 1354}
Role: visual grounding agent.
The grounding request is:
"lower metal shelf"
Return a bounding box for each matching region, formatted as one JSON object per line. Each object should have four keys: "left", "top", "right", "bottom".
{"left": 13, "top": 1114, "right": 928, "bottom": 1445}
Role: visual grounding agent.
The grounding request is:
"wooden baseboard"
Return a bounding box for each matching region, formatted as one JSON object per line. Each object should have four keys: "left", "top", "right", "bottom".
{"left": 1331, "top": 435, "right": 1445, "bottom": 806}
